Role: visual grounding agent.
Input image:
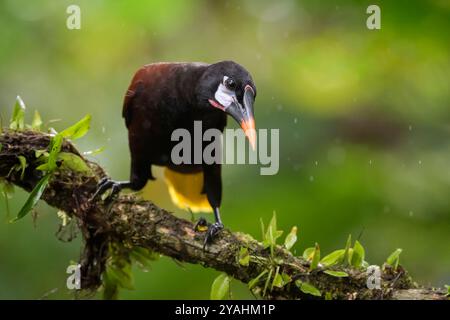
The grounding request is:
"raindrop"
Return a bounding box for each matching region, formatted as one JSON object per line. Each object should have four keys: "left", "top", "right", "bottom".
{"left": 309, "top": 175, "right": 314, "bottom": 182}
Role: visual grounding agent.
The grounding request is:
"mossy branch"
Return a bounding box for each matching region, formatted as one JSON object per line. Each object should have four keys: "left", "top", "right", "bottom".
{"left": 0, "top": 130, "right": 446, "bottom": 300}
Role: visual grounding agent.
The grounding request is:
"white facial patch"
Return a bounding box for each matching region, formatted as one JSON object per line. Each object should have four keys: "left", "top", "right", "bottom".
{"left": 214, "top": 76, "right": 237, "bottom": 109}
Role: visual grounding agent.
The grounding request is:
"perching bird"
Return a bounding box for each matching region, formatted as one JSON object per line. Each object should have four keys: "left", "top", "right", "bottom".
{"left": 94, "top": 61, "right": 257, "bottom": 245}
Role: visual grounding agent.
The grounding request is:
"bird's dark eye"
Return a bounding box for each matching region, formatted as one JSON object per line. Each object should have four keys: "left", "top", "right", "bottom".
{"left": 224, "top": 77, "right": 236, "bottom": 90}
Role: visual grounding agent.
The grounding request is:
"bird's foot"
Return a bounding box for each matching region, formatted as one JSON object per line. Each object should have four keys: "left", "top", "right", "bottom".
{"left": 203, "top": 222, "right": 224, "bottom": 250}
{"left": 194, "top": 218, "right": 224, "bottom": 250}
{"left": 194, "top": 212, "right": 225, "bottom": 250}
{"left": 91, "top": 177, "right": 123, "bottom": 202}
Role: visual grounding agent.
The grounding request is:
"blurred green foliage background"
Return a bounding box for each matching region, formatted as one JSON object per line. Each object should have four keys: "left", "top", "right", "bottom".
{"left": 0, "top": 0, "right": 449, "bottom": 299}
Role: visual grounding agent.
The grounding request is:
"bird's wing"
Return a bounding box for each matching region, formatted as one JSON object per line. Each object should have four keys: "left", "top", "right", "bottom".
{"left": 122, "top": 79, "right": 144, "bottom": 128}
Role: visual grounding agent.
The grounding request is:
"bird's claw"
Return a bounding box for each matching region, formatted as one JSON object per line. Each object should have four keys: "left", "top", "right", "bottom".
{"left": 194, "top": 218, "right": 224, "bottom": 250}
{"left": 203, "top": 222, "right": 223, "bottom": 251}
{"left": 91, "top": 178, "right": 122, "bottom": 202}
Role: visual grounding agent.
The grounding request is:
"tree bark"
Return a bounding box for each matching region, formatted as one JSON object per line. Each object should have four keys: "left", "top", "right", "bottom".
{"left": 0, "top": 130, "right": 447, "bottom": 300}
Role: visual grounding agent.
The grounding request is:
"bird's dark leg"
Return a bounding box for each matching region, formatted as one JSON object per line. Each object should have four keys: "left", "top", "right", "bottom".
{"left": 202, "top": 207, "right": 224, "bottom": 249}
{"left": 91, "top": 178, "right": 132, "bottom": 201}
{"left": 91, "top": 156, "right": 152, "bottom": 202}
{"left": 201, "top": 164, "right": 223, "bottom": 248}
{"left": 194, "top": 207, "right": 224, "bottom": 240}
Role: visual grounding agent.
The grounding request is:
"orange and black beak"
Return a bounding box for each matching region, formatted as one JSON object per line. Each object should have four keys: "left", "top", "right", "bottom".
{"left": 225, "top": 85, "right": 256, "bottom": 150}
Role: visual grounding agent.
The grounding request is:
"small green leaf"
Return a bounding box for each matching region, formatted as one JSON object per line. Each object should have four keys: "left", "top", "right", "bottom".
{"left": 46, "top": 134, "right": 63, "bottom": 172}
{"left": 281, "top": 273, "right": 292, "bottom": 285}
{"left": 36, "top": 163, "right": 49, "bottom": 171}
{"left": 210, "top": 273, "right": 230, "bottom": 300}
{"left": 346, "top": 248, "right": 354, "bottom": 265}
{"left": 295, "top": 280, "right": 321, "bottom": 297}
{"left": 284, "top": 226, "right": 297, "bottom": 250}
{"left": 265, "top": 212, "right": 283, "bottom": 247}
{"left": 58, "top": 152, "right": 92, "bottom": 174}
{"left": 309, "top": 243, "right": 321, "bottom": 271}
{"left": 248, "top": 269, "right": 268, "bottom": 290}
{"left": 238, "top": 247, "right": 250, "bottom": 266}
{"left": 17, "top": 156, "right": 27, "bottom": 180}
{"left": 351, "top": 240, "right": 365, "bottom": 268}
{"left": 267, "top": 212, "right": 277, "bottom": 234}
{"left": 320, "top": 249, "right": 345, "bottom": 267}
{"left": 386, "top": 248, "right": 402, "bottom": 270}
{"left": 31, "top": 110, "right": 42, "bottom": 130}
{"left": 343, "top": 234, "right": 352, "bottom": 265}
{"left": 303, "top": 247, "right": 315, "bottom": 261}
{"left": 60, "top": 114, "right": 91, "bottom": 140}
{"left": 10, "top": 96, "right": 26, "bottom": 130}
{"left": 35, "top": 149, "right": 48, "bottom": 159}
{"left": 11, "top": 173, "right": 51, "bottom": 222}
{"left": 262, "top": 212, "right": 283, "bottom": 257}
{"left": 323, "top": 270, "right": 348, "bottom": 277}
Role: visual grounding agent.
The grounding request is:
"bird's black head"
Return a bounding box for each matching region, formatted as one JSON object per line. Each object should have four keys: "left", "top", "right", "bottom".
{"left": 196, "top": 60, "right": 257, "bottom": 149}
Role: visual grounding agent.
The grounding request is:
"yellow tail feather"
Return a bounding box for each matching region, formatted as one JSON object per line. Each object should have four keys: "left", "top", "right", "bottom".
{"left": 163, "top": 168, "right": 212, "bottom": 213}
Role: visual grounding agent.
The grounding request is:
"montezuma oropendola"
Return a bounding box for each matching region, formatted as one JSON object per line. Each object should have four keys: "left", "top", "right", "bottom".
{"left": 93, "top": 61, "right": 257, "bottom": 246}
